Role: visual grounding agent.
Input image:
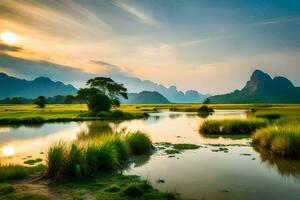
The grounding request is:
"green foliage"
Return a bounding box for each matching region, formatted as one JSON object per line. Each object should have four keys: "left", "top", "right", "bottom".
{"left": 200, "top": 118, "right": 268, "bottom": 135}
{"left": 173, "top": 143, "right": 200, "bottom": 150}
{"left": 76, "top": 88, "right": 112, "bottom": 112}
{"left": 86, "top": 77, "right": 128, "bottom": 107}
{"left": 46, "top": 141, "right": 66, "bottom": 179}
{"left": 125, "top": 131, "right": 152, "bottom": 155}
{"left": 255, "top": 113, "right": 282, "bottom": 120}
{"left": 252, "top": 126, "right": 300, "bottom": 158}
{"left": 46, "top": 131, "right": 152, "bottom": 180}
{"left": 23, "top": 158, "right": 42, "bottom": 165}
{"left": 0, "top": 183, "right": 14, "bottom": 195}
{"left": 0, "top": 165, "right": 44, "bottom": 182}
{"left": 197, "top": 105, "right": 214, "bottom": 113}
{"left": 122, "top": 183, "right": 145, "bottom": 196}
{"left": 33, "top": 96, "right": 46, "bottom": 108}
{"left": 0, "top": 182, "right": 48, "bottom": 200}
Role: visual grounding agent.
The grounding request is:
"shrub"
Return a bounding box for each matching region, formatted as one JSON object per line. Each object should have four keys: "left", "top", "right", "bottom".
{"left": 255, "top": 113, "right": 281, "bottom": 120}
{"left": 46, "top": 131, "right": 151, "bottom": 180}
{"left": 200, "top": 118, "right": 268, "bottom": 135}
{"left": 197, "top": 105, "right": 214, "bottom": 113}
{"left": 252, "top": 125, "right": 300, "bottom": 158}
{"left": 125, "top": 131, "right": 152, "bottom": 155}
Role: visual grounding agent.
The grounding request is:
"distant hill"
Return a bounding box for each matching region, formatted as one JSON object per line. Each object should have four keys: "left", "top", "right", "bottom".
{"left": 0, "top": 73, "right": 77, "bottom": 98}
{"left": 110, "top": 74, "right": 209, "bottom": 103}
{"left": 210, "top": 70, "right": 300, "bottom": 103}
{"left": 123, "top": 91, "right": 171, "bottom": 104}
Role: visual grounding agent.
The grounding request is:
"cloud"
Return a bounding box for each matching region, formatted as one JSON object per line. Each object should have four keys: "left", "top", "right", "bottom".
{"left": 91, "top": 60, "right": 133, "bottom": 76}
{"left": 0, "top": 53, "right": 92, "bottom": 87}
{"left": 174, "top": 36, "right": 227, "bottom": 47}
{"left": 252, "top": 16, "right": 300, "bottom": 26}
{"left": 113, "top": 0, "right": 159, "bottom": 27}
{"left": 0, "top": 42, "right": 23, "bottom": 52}
{"left": 0, "top": 0, "right": 111, "bottom": 39}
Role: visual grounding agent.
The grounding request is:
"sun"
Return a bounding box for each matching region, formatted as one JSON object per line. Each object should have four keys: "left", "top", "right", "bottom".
{"left": 0, "top": 32, "right": 17, "bottom": 45}
{"left": 2, "top": 146, "right": 15, "bottom": 157}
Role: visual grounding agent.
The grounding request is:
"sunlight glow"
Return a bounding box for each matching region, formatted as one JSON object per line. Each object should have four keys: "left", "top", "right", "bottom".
{"left": 0, "top": 32, "right": 17, "bottom": 45}
{"left": 2, "top": 146, "right": 15, "bottom": 157}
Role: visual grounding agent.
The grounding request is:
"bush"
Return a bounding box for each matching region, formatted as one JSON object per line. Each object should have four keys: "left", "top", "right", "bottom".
{"left": 125, "top": 131, "right": 152, "bottom": 155}
{"left": 33, "top": 96, "right": 46, "bottom": 108}
{"left": 46, "top": 131, "right": 151, "bottom": 180}
{"left": 252, "top": 125, "right": 300, "bottom": 158}
{"left": 197, "top": 105, "right": 214, "bottom": 113}
{"left": 200, "top": 118, "right": 268, "bottom": 135}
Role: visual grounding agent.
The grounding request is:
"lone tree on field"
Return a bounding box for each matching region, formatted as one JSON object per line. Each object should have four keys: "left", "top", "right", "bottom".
{"left": 76, "top": 77, "right": 128, "bottom": 113}
{"left": 33, "top": 96, "right": 46, "bottom": 108}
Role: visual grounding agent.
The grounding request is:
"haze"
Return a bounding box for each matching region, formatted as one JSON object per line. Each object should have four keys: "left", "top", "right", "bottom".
{"left": 0, "top": 0, "right": 299, "bottom": 94}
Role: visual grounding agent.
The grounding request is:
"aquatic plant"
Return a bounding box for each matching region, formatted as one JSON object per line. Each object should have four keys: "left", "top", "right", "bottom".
{"left": 125, "top": 131, "right": 152, "bottom": 155}
{"left": 200, "top": 118, "right": 268, "bottom": 135}
{"left": 46, "top": 131, "right": 152, "bottom": 180}
{"left": 252, "top": 125, "right": 300, "bottom": 158}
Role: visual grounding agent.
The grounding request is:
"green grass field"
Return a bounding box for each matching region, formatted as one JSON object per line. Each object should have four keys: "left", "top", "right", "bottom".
{"left": 1, "top": 103, "right": 300, "bottom": 124}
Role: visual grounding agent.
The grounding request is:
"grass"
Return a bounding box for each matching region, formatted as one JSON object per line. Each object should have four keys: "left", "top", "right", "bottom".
{"left": 252, "top": 125, "right": 300, "bottom": 158}
{"left": 23, "top": 158, "right": 43, "bottom": 165}
{"left": 173, "top": 143, "right": 200, "bottom": 150}
{"left": 54, "top": 172, "right": 178, "bottom": 200}
{"left": 200, "top": 118, "right": 268, "bottom": 135}
{"left": 0, "top": 165, "right": 44, "bottom": 182}
{"left": 0, "top": 105, "right": 149, "bottom": 125}
{"left": 0, "top": 182, "right": 49, "bottom": 200}
{"left": 2, "top": 104, "right": 300, "bottom": 125}
{"left": 46, "top": 131, "right": 152, "bottom": 180}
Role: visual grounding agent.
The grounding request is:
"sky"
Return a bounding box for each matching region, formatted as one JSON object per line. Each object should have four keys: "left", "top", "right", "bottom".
{"left": 0, "top": 0, "right": 299, "bottom": 94}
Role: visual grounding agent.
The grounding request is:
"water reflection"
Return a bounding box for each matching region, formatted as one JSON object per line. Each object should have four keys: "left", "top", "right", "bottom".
{"left": 1, "top": 110, "right": 300, "bottom": 200}
{"left": 254, "top": 146, "right": 300, "bottom": 181}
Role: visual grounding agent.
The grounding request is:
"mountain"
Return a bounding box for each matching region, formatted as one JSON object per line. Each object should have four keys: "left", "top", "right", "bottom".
{"left": 123, "top": 91, "right": 171, "bottom": 104}
{"left": 109, "top": 74, "right": 209, "bottom": 103}
{"left": 209, "top": 70, "right": 300, "bottom": 103}
{"left": 0, "top": 73, "right": 77, "bottom": 98}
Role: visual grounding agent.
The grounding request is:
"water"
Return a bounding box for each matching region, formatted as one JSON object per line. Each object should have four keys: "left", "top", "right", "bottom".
{"left": 1, "top": 111, "right": 300, "bottom": 199}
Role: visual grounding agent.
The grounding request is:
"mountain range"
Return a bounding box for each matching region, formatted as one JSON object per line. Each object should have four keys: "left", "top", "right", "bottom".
{"left": 2, "top": 70, "right": 300, "bottom": 104}
{"left": 0, "top": 72, "right": 208, "bottom": 103}
{"left": 209, "top": 70, "right": 300, "bottom": 103}
{"left": 123, "top": 91, "right": 170, "bottom": 104}
{"left": 0, "top": 72, "right": 77, "bottom": 99}
{"left": 110, "top": 74, "right": 210, "bottom": 103}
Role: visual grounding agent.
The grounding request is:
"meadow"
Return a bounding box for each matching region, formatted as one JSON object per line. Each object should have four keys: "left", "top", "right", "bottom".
{"left": 199, "top": 104, "right": 300, "bottom": 158}
{"left": 0, "top": 103, "right": 284, "bottom": 124}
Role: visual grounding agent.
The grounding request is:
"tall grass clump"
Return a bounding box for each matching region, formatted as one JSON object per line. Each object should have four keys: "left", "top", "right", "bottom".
{"left": 200, "top": 118, "right": 268, "bottom": 135}
{"left": 46, "top": 131, "right": 152, "bottom": 180}
{"left": 125, "top": 131, "right": 152, "bottom": 155}
{"left": 46, "top": 141, "right": 67, "bottom": 179}
{"left": 252, "top": 125, "right": 300, "bottom": 158}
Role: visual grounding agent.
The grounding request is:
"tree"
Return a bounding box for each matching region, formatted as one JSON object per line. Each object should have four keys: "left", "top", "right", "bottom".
{"left": 33, "top": 96, "right": 46, "bottom": 108}
{"left": 76, "top": 88, "right": 111, "bottom": 112}
{"left": 64, "top": 95, "right": 75, "bottom": 104}
{"left": 86, "top": 77, "right": 128, "bottom": 107}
